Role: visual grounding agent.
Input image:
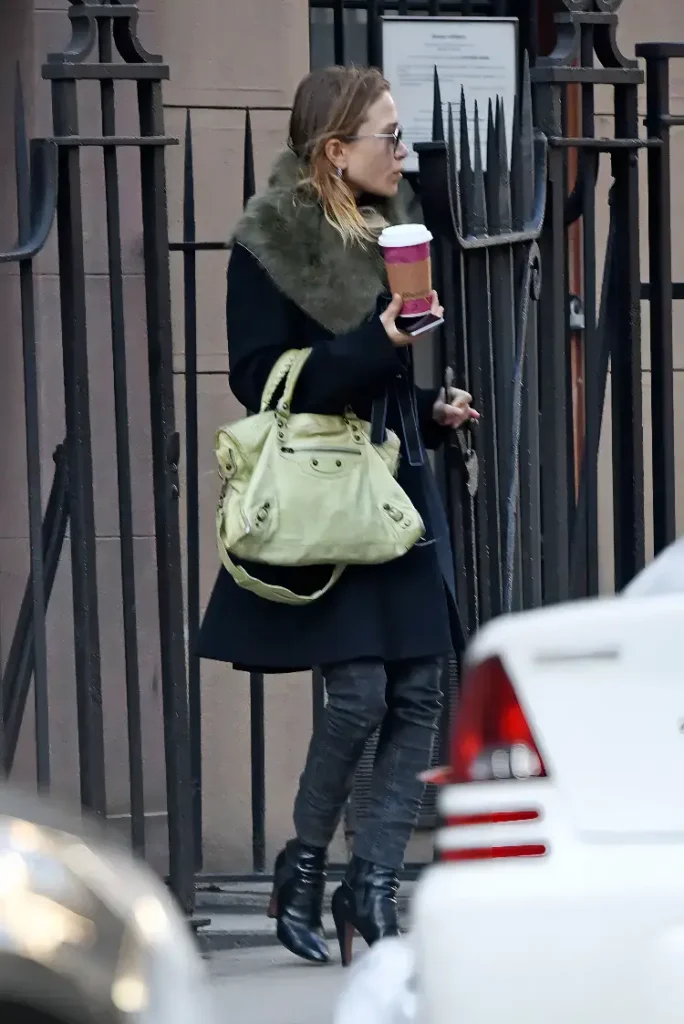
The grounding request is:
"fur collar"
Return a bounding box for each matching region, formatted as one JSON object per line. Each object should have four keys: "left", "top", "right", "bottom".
{"left": 232, "top": 148, "right": 414, "bottom": 335}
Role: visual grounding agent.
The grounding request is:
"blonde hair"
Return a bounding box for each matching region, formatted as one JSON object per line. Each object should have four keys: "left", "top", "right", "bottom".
{"left": 289, "top": 66, "right": 391, "bottom": 246}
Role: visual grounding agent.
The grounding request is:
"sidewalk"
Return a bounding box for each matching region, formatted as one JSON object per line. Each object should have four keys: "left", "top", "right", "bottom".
{"left": 208, "top": 945, "right": 349, "bottom": 1024}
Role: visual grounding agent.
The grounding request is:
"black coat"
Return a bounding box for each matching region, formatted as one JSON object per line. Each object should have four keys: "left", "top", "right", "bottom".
{"left": 198, "top": 242, "right": 463, "bottom": 673}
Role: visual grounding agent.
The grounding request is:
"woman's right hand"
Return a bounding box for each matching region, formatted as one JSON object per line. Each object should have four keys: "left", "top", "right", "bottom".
{"left": 380, "top": 293, "right": 412, "bottom": 347}
{"left": 380, "top": 292, "right": 444, "bottom": 347}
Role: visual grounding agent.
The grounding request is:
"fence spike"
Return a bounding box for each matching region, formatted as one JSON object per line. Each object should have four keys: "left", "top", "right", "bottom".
{"left": 432, "top": 66, "right": 444, "bottom": 142}
{"left": 485, "top": 98, "right": 500, "bottom": 233}
{"left": 496, "top": 97, "right": 512, "bottom": 231}
{"left": 182, "top": 109, "right": 195, "bottom": 246}
{"left": 510, "top": 81, "right": 523, "bottom": 229}
{"left": 511, "top": 51, "right": 534, "bottom": 230}
{"left": 459, "top": 88, "right": 473, "bottom": 235}
{"left": 471, "top": 100, "right": 487, "bottom": 236}
{"left": 243, "top": 108, "right": 255, "bottom": 209}
{"left": 447, "top": 101, "right": 463, "bottom": 235}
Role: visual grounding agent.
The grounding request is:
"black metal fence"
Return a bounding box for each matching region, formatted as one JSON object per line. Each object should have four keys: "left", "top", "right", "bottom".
{"left": 2, "top": 0, "right": 683, "bottom": 920}
{"left": 416, "top": 55, "right": 545, "bottom": 629}
{"left": 533, "top": 9, "right": 681, "bottom": 600}
{"left": 415, "top": 4, "right": 682, "bottom": 636}
{"left": 0, "top": 3, "right": 195, "bottom": 915}
{"left": 168, "top": 107, "right": 255, "bottom": 874}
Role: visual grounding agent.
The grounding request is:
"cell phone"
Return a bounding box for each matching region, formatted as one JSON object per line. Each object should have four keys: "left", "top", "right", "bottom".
{"left": 397, "top": 312, "right": 445, "bottom": 337}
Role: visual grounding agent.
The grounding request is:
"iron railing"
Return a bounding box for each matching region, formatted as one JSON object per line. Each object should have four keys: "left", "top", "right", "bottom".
{"left": 0, "top": 2, "right": 196, "bottom": 916}
{"left": 43, "top": 2, "right": 194, "bottom": 911}
{"left": 636, "top": 43, "right": 684, "bottom": 557}
{"left": 414, "top": 1, "right": 681, "bottom": 625}
{"left": 416, "top": 54, "right": 546, "bottom": 629}
{"left": 0, "top": 73, "right": 58, "bottom": 783}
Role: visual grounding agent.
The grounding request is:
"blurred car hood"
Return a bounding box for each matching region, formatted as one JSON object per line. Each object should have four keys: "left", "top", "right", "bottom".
{"left": 624, "top": 537, "right": 684, "bottom": 597}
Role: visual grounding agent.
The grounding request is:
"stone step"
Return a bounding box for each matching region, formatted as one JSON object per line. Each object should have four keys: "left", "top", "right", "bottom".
{"left": 196, "top": 879, "right": 415, "bottom": 913}
{"left": 196, "top": 909, "right": 412, "bottom": 953}
{"left": 195, "top": 880, "right": 415, "bottom": 952}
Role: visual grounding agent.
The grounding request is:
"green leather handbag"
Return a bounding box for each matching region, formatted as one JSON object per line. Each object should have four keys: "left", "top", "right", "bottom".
{"left": 215, "top": 347, "right": 425, "bottom": 605}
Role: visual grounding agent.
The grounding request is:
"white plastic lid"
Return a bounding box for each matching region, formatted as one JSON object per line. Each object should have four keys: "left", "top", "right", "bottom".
{"left": 378, "top": 223, "right": 433, "bottom": 248}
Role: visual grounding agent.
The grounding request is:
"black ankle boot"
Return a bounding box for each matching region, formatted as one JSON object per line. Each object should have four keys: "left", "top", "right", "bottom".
{"left": 268, "top": 838, "right": 330, "bottom": 964}
{"left": 331, "top": 855, "right": 401, "bottom": 966}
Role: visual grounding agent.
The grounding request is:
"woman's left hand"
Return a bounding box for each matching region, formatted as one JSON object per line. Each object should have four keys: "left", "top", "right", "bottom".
{"left": 432, "top": 387, "right": 480, "bottom": 429}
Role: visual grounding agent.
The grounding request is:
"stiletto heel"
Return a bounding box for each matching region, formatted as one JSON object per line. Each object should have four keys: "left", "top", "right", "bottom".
{"left": 331, "top": 886, "right": 354, "bottom": 966}
{"left": 331, "top": 856, "right": 400, "bottom": 965}
{"left": 340, "top": 921, "right": 354, "bottom": 966}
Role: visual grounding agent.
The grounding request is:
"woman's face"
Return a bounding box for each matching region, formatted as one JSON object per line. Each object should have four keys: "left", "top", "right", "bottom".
{"left": 331, "top": 90, "right": 409, "bottom": 198}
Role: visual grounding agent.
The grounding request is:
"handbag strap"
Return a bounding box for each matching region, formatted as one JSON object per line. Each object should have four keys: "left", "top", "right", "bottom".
{"left": 260, "top": 350, "right": 298, "bottom": 412}
{"left": 277, "top": 347, "right": 312, "bottom": 415}
{"left": 216, "top": 525, "right": 345, "bottom": 605}
{"left": 371, "top": 394, "right": 388, "bottom": 445}
{"left": 260, "top": 348, "right": 313, "bottom": 414}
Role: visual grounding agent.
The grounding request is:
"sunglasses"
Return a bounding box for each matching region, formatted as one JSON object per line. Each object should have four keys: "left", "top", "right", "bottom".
{"left": 346, "top": 125, "right": 404, "bottom": 154}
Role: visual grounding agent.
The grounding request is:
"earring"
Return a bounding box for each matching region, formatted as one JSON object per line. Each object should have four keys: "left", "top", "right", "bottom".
{"left": 336, "top": 167, "right": 343, "bottom": 178}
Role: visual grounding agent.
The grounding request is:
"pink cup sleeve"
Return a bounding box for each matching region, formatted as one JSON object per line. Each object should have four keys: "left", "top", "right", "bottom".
{"left": 382, "top": 241, "right": 431, "bottom": 264}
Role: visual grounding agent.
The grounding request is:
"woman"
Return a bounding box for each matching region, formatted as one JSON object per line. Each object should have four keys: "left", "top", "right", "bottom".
{"left": 198, "top": 66, "right": 476, "bottom": 966}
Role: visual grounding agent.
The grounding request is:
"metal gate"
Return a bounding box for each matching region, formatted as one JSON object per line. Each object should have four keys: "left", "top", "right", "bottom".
{"left": 415, "top": 2, "right": 681, "bottom": 619}
{"left": 0, "top": 2, "right": 194, "bottom": 914}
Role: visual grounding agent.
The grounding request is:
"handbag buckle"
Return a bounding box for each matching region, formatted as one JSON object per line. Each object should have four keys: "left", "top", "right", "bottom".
{"left": 344, "top": 408, "right": 364, "bottom": 445}
{"left": 383, "top": 503, "right": 405, "bottom": 524}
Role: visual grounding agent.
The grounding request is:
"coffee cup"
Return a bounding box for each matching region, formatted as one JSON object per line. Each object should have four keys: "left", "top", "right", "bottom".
{"left": 378, "top": 224, "right": 434, "bottom": 319}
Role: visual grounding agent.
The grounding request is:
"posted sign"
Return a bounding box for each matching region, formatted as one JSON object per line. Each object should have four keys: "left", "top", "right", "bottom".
{"left": 381, "top": 17, "right": 518, "bottom": 173}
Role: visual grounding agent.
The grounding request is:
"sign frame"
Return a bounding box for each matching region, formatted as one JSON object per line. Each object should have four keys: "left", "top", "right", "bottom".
{"left": 380, "top": 16, "right": 519, "bottom": 174}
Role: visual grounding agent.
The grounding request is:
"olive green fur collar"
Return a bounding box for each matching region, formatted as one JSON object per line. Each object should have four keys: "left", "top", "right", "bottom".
{"left": 232, "top": 148, "right": 417, "bottom": 335}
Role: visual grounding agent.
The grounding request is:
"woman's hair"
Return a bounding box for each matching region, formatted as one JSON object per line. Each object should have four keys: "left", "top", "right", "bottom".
{"left": 288, "top": 66, "right": 391, "bottom": 245}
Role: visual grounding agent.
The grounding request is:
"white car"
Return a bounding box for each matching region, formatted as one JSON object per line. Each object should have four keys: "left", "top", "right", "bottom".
{"left": 336, "top": 538, "right": 684, "bottom": 1024}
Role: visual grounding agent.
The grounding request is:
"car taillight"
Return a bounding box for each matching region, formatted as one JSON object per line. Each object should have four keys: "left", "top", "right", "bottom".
{"left": 440, "top": 843, "right": 547, "bottom": 862}
{"left": 434, "top": 657, "right": 549, "bottom": 863}
{"left": 450, "top": 655, "right": 547, "bottom": 783}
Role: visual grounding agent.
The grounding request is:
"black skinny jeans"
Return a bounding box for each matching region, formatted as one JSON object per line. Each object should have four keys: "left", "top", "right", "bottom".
{"left": 293, "top": 657, "right": 442, "bottom": 870}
